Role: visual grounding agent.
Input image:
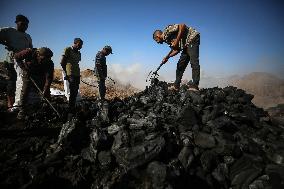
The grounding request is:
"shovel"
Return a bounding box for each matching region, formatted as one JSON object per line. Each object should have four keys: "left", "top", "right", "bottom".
{"left": 146, "top": 63, "right": 164, "bottom": 82}
{"left": 30, "top": 77, "right": 61, "bottom": 118}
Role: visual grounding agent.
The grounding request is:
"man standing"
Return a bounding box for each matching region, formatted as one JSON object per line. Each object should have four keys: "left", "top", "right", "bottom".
{"left": 153, "top": 23, "right": 200, "bottom": 91}
{"left": 60, "top": 38, "right": 83, "bottom": 113}
{"left": 14, "top": 47, "right": 54, "bottom": 119}
{"left": 94, "top": 45, "right": 113, "bottom": 100}
{"left": 0, "top": 14, "right": 33, "bottom": 111}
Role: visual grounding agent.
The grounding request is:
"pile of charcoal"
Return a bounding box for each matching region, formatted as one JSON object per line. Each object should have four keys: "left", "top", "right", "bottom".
{"left": 1, "top": 79, "right": 284, "bottom": 189}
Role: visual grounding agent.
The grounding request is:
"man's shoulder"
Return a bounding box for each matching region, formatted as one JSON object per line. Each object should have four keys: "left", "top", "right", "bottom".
{"left": 24, "top": 32, "right": 32, "bottom": 39}
{"left": 164, "top": 24, "right": 178, "bottom": 30}
{"left": 0, "top": 27, "right": 16, "bottom": 32}
{"left": 96, "top": 51, "right": 104, "bottom": 58}
{"left": 63, "top": 46, "right": 72, "bottom": 54}
{"left": 65, "top": 46, "right": 72, "bottom": 51}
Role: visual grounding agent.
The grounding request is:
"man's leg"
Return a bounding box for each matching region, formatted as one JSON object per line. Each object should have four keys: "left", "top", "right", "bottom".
{"left": 98, "top": 79, "right": 106, "bottom": 100}
{"left": 68, "top": 76, "right": 80, "bottom": 113}
{"left": 17, "top": 74, "right": 30, "bottom": 119}
{"left": 13, "top": 63, "right": 24, "bottom": 110}
{"left": 6, "top": 63, "right": 17, "bottom": 110}
{"left": 174, "top": 52, "right": 190, "bottom": 89}
{"left": 187, "top": 36, "right": 200, "bottom": 87}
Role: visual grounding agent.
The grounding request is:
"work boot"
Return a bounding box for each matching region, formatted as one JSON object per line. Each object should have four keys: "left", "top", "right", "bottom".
{"left": 187, "top": 80, "right": 199, "bottom": 91}
{"left": 168, "top": 85, "right": 179, "bottom": 91}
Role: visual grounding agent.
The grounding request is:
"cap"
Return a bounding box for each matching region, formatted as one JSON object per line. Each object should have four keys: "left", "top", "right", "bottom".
{"left": 15, "top": 14, "right": 29, "bottom": 24}
{"left": 103, "top": 45, "right": 113, "bottom": 54}
{"left": 37, "top": 47, "right": 53, "bottom": 58}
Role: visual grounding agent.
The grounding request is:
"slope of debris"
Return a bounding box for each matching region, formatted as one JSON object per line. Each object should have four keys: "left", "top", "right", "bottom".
{"left": 0, "top": 78, "right": 284, "bottom": 189}
{"left": 52, "top": 69, "right": 140, "bottom": 100}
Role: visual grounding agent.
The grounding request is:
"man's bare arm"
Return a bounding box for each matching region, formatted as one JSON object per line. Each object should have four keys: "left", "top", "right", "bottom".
{"left": 162, "top": 49, "right": 180, "bottom": 64}
{"left": 171, "top": 24, "right": 186, "bottom": 49}
{"left": 168, "top": 49, "right": 180, "bottom": 58}
{"left": 176, "top": 24, "right": 186, "bottom": 43}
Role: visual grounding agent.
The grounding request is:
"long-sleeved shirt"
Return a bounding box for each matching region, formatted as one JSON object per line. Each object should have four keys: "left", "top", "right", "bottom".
{"left": 94, "top": 51, "right": 107, "bottom": 79}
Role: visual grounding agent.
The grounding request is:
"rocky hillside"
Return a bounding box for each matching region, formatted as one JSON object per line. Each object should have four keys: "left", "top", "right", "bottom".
{"left": 200, "top": 72, "right": 284, "bottom": 109}
{"left": 231, "top": 72, "right": 284, "bottom": 109}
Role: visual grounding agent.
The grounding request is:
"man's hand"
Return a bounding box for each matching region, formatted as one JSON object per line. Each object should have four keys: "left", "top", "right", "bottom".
{"left": 171, "top": 39, "right": 179, "bottom": 50}
{"left": 64, "top": 75, "right": 70, "bottom": 81}
{"left": 161, "top": 57, "right": 169, "bottom": 65}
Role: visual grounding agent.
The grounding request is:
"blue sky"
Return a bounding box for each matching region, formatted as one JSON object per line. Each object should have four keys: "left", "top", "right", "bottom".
{"left": 1, "top": 0, "right": 284, "bottom": 81}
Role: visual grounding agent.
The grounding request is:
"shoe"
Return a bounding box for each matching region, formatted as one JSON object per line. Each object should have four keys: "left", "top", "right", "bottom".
{"left": 187, "top": 81, "right": 199, "bottom": 91}
{"left": 7, "top": 106, "right": 19, "bottom": 113}
{"left": 7, "top": 107, "right": 13, "bottom": 113}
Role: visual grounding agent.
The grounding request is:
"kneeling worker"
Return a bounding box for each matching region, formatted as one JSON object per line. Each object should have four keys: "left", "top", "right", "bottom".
{"left": 14, "top": 47, "right": 54, "bottom": 119}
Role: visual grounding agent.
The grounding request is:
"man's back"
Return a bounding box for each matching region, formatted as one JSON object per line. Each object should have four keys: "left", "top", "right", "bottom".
{"left": 0, "top": 27, "right": 32, "bottom": 53}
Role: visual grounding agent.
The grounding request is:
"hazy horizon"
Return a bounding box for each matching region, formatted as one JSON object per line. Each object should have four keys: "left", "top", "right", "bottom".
{"left": 1, "top": 0, "right": 283, "bottom": 84}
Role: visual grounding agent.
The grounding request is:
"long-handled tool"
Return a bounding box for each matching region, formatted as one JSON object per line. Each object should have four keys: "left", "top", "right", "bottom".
{"left": 107, "top": 76, "right": 116, "bottom": 84}
{"left": 80, "top": 79, "right": 99, "bottom": 88}
{"left": 146, "top": 63, "right": 164, "bottom": 82}
{"left": 30, "top": 77, "right": 61, "bottom": 118}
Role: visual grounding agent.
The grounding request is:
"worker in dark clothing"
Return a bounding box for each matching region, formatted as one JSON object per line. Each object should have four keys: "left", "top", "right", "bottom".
{"left": 14, "top": 47, "right": 54, "bottom": 119}
{"left": 153, "top": 23, "right": 200, "bottom": 91}
{"left": 60, "top": 38, "right": 83, "bottom": 114}
{"left": 94, "top": 45, "right": 112, "bottom": 100}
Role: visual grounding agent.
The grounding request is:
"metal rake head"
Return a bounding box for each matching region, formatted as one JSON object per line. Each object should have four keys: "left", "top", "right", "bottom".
{"left": 146, "top": 70, "right": 159, "bottom": 82}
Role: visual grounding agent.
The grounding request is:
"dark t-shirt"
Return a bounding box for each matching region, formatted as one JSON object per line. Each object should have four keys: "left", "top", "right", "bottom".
{"left": 94, "top": 51, "right": 107, "bottom": 79}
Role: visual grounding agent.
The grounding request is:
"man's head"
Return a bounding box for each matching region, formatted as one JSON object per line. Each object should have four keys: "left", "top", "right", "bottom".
{"left": 102, "top": 45, "right": 113, "bottom": 56}
{"left": 153, "top": 30, "right": 164, "bottom": 44}
{"left": 36, "top": 47, "right": 53, "bottom": 63}
{"left": 73, "top": 38, "right": 83, "bottom": 50}
{"left": 15, "top": 14, "right": 29, "bottom": 32}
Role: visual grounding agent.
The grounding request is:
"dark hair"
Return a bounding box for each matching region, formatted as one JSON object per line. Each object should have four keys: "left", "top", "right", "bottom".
{"left": 74, "top": 38, "right": 83, "bottom": 44}
{"left": 15, "top": 14, "right": 29, "bottom": 24}
{"left": 37, "top": 47, "right": 53, "bottom": 58}
{"left": 153, "top": 30, "right": 162, "bottom": 40}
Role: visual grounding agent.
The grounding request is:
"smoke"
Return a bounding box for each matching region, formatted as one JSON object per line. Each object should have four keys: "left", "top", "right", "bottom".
{"left": 108, "top": 63, "right": 148, "bottom": 89}
{"left": 107, "top": 61, "right": 283, "bottom": 92}
{"left": 107, "top": 63, "right": 235, "bottom": 89}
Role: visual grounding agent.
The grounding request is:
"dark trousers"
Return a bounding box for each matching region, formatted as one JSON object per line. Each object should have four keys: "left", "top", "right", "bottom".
{"left": 174, "top": 35, "right": 200, "bottom": 88}
{"left": 19, "top": 72, "right": 45, "bottom": 110}
{"left": 68, "top": 76, "right": 80, "bottom": 112}
{"left": 98, "top": 78, "right": 106, "bottom": 100}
